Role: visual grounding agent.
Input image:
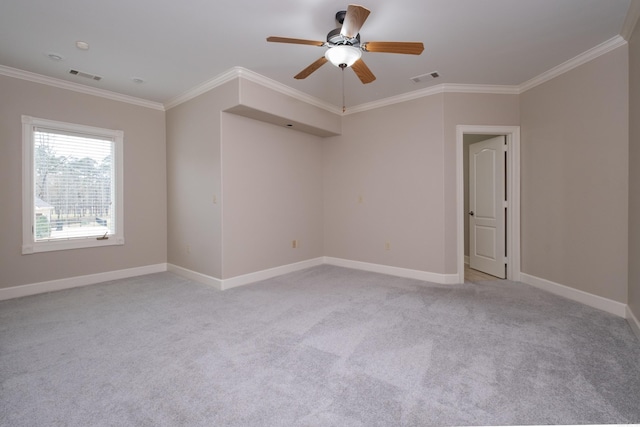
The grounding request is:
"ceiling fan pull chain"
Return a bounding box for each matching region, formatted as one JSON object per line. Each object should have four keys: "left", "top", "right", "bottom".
{"left": 341, "top": 63, "right": 346, "bottom": 113}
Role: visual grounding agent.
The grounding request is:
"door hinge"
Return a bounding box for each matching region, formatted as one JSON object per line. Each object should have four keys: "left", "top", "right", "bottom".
{"left": 503, "top": 200, "right": 508, "bottom": 208}
{"left": 503, "top": 144, "right": 508, "bottom": 152}
{"left": 504, "top": 257, "right": 508, "bottom": 264}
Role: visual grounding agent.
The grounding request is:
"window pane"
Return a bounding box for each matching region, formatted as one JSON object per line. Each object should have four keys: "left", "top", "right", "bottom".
{"left": 33, "top": 128, "right": 114, "bottom": 241}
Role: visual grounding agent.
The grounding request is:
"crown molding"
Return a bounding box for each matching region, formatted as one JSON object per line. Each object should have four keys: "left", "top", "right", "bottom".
{"left": 343, "top": 83, "right": 520, "bottom": 115}
{"left": 441, "top": 83, "right": 520, "bottom": 95}
{"left": 234, "top": 67, "right": 342, "bottom": 115}
{"left": 165, "top": 66, "right": 341, "bottom": 114}
{"left": 346, "top": 34, "right": 626, "bottom": 112}
{"left": 344, "top": 85, "right": 445, "bottom": 115}
{"left": 0, "top": 65, "right": 164, "bottom": 111}
{"left": 621, "top": 0, "right": 640, "bottom": 41}
{"left": 519, "top": 35, "right": 627, "bottom": 93}
{"left": 163, "top": 67, "right": 239, "bottom": 110}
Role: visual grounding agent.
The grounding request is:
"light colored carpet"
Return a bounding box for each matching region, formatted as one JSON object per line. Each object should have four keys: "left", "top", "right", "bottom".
{"left": 1, "top": 265, "right": 639, "bottom": 426}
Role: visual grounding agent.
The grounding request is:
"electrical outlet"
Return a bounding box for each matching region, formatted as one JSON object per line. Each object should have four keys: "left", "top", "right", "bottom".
{"left": 358, "top": 195, "right": 363, "bottom": 204}
{"left": 385, "top": 242, "right": 391, "bottom": 251}
{"left": 212, "top": 195, "right": 217, "bottom": 204}
{"left": 292, "top": 240, "right": 298, "bottom": 249}
{"left": 187, "top": 245, "right": 191, "bottom": 254}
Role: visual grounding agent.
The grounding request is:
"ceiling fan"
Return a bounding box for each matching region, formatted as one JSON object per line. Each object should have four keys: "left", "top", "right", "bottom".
{"left": 267, "top": 4, "right": 424, "bottom": 84}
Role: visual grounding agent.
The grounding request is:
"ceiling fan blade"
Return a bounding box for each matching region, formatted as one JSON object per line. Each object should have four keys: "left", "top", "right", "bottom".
{"left": 267, "top": 36, "right": 325, "bottom": 47}
{"left": 362, "top": 41, "right": 425, "bottom": 55}
{"left": 294, "top": 57, "right": 329, "bottom": 79}
{"left": 351, "top": 59, "right": 376, "bottom": 84}
{"left": 340, "top": 4, "right": 371, "bottom": 39}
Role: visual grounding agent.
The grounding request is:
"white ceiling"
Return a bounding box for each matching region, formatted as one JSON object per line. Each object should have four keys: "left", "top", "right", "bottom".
{"left": 0, "top": 0, "right": 633, "bottom": 109}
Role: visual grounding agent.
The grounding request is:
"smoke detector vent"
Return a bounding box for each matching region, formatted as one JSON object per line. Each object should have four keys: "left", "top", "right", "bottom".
{"left": 69, "top": 69, "right": 102, "bottom": 81}
{"left": 410, "top": 71, "right": 440, "bottom": 83}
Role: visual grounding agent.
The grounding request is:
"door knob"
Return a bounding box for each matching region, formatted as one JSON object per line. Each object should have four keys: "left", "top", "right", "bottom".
{"left": 469, "top": 211, "right": 474, "bottom": 216}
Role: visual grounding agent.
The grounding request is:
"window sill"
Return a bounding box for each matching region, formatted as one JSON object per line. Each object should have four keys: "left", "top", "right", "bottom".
{"left": 22, "top": 236, "right": 125, "bottom": 254}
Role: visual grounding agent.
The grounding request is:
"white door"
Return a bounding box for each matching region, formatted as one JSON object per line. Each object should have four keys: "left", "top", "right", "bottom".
{"left": 469, "top": 136, "right": 506, "bottom": 278}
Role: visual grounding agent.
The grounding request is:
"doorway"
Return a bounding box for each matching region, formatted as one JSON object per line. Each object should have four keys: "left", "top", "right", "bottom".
{"left": 456, "top": 126, "right": 521, "bottom": 284}
{"left": 467, "top": 135, "right": 506, "bottom": 279}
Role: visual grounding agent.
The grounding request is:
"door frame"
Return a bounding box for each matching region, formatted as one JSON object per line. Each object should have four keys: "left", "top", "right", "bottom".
{"left": 456, "top": 125, "right": 521, "bottom": 283}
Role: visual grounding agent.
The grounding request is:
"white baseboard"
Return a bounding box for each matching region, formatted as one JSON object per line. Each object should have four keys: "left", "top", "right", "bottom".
{"left": 324, "top": 257, "right": 459, "bottom": 285}
{"left": 169, "top": 259, "right": 325, "bottom": 290}
{"left": 3, "top": 260, "right": 636, "bottom": 329}
{"left": 167, "top": 264, "right": 223, "bottom": 290}
{"left": 5, "top": 256, "right": 449, "bottom": 300}
{"left": 221, "top": 257, "right": 325, "bottom": 290}
{"left": 520, "top": 273, "right": 627, "bottom": 318}
{"left": 627, "top": 306, "right": 640, "bottom": 341}
{"left": 171, "top": 257, "right": 453, "bottom": 290}
{"left": 0, "top": 263, "right": 167, "bottom": 301}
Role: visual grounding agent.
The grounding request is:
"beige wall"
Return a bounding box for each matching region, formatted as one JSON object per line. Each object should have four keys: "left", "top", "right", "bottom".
{"left": 166, "top": 80, "right": 238, "bottom": 279}
{"left": 520, "top": 46, "right": 629, "bottom": 303}
{"left": 629, "top": 19, "right": 640, "bottom": 317}
{"left": 0, "top": 75, "right": 166, "bottom": 288}
{"left": 221, "top": 114, "right": 324, "bottom": 278}
{"left": 167, "top": 78, "right": 330, "bottom": 280}
{"left": 443, "top": 93, "right": 520, "bottom": 273}
{"left": 324, "top": 95, "right": 447, "bottom": 273}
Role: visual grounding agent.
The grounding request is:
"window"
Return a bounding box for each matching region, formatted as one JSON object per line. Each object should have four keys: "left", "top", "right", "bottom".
{"left": 22, "top": 116, "right": 124, "bottom": 254}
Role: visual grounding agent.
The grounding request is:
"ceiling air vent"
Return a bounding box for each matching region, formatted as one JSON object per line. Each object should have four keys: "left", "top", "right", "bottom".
{"left": 69, "top": 69, "right": 102, "bottom": 81}
{"left": 410, "top": 71, "right": 439, "bottom": 83}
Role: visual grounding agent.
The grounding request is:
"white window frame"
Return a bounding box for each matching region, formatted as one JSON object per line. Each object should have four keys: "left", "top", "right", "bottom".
{"left": 22, "top": 116, "right": 124, "bottom": 254}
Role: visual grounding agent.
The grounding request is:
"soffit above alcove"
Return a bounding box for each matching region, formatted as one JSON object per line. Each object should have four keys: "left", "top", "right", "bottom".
{"left": 225, "top": 105, "right": 340, "bottom": 138}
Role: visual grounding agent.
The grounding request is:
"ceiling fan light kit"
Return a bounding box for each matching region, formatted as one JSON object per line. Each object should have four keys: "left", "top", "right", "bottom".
{"left": 325, "top": 45, "right": 362, "bottom": 68}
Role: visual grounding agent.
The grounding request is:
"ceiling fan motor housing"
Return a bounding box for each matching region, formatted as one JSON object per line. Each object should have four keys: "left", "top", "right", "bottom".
{"left": 327, "top": 28, "right": 360, "bottom": 47}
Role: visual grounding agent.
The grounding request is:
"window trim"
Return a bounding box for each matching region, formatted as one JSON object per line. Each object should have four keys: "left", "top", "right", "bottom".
{"left": 22, "top": 115, "right": 124, "bottom": 254}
